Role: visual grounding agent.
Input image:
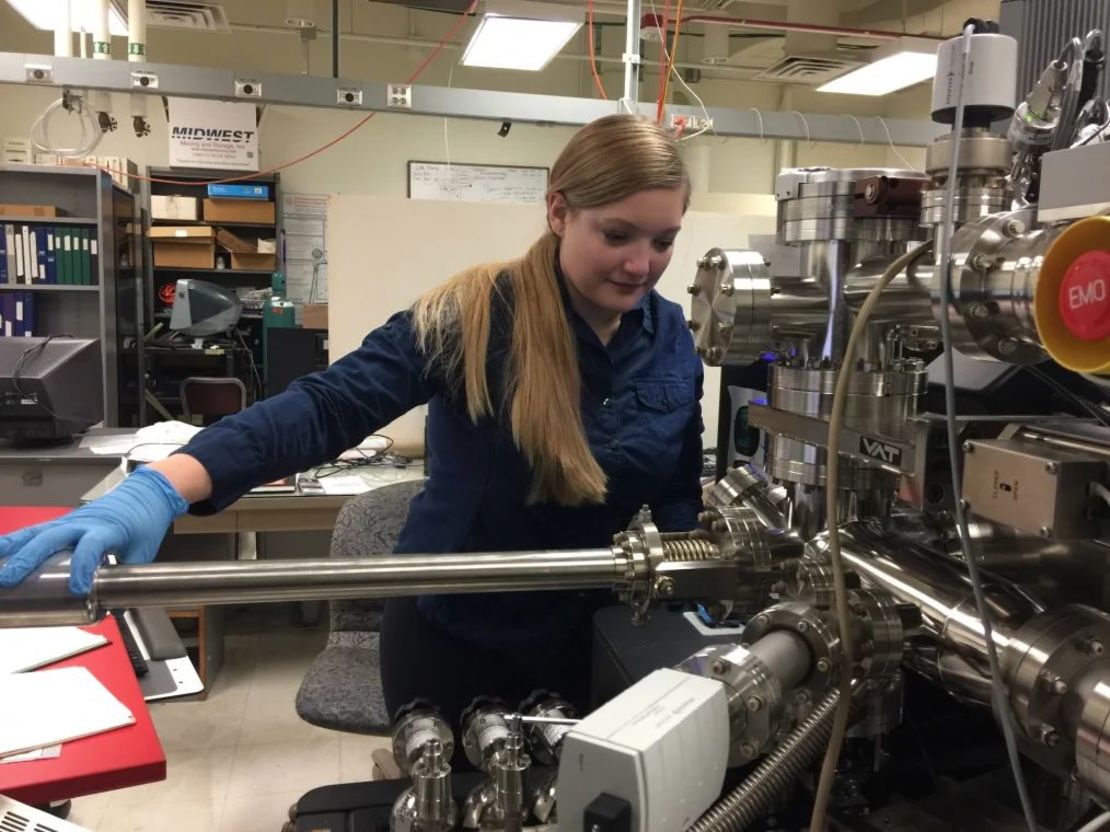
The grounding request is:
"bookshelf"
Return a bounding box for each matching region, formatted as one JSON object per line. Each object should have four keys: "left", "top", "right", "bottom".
{"left": 0, "top": 164, "right": 143, "bottom": 427}
{"left": 139, "top": 168, "right": 282, "bottom": 419}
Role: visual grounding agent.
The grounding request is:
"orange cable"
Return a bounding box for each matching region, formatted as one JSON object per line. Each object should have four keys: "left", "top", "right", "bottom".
{"left": 658, "top": 0, "right": 685, "bottom": 124}
{"left": 88, "top": 0, "right": 479, "bottom": 187}
{"left": 587, "top": 0, "right": 608, "bottom": 100}
{"left": 655, "top": 0, "right": 671, "bottom": 123}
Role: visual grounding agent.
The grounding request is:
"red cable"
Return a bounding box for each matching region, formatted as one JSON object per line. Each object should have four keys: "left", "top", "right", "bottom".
{"left": 88, "top": 0, "right": 480, "bottom": 187}
{"left": 587, "top": 0, "right": 608, "bottom": 100}
{"left": 655, "top": 0, "right": 671, "bottom": 124}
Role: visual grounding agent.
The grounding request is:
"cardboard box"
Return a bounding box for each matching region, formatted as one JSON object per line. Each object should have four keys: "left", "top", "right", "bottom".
{"left": 215, "top": 228, "right": 255, "bottom": 253}
{"left": 203, "top": 198, "right": 275, "bottom": 224}
{"left": 0, "top": 203, "right": 61, "bottom": 217}
{"left": 230, "top": 251, "right": 277, "bottom": 270}
{"left": 151, "top": 195, "right": 198, "bottom": 221}
{"left": 151, "top": 225, "right": 215, "bottom": 268}
{"left": 302, "top": 303, "right": 328, "bottom": 330}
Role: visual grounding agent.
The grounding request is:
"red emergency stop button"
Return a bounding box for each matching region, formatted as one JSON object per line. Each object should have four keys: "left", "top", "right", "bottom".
{"left": 1059, "top": 250, "right": 1110, "bottom": 342}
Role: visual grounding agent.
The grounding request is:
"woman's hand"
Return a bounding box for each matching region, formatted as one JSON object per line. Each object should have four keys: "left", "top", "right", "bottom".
{"left": 0, "top": 466, "right": 190, "bottom": 595}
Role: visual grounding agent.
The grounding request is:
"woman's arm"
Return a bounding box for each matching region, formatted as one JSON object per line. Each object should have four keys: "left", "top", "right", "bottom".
{"left": 173, "top": 310, "right": 439, "bottom": 514}
{"left": 147, "top": 452, "right": 213, "bottom": 504}
{"left": 651, "top": 366, "right": 705, "bottom": 532}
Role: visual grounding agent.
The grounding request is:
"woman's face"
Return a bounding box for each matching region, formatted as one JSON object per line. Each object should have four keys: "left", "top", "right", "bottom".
{"left": 548, "top": 187, "right": 686, "bottom": 319}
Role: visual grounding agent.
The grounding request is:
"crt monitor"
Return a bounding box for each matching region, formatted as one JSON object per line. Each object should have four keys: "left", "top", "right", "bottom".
{"left": 169, "top": 279, "right": 242, "bottom": 337}
{"left": 0, "top": 337, "right": 102, "bottom": 445}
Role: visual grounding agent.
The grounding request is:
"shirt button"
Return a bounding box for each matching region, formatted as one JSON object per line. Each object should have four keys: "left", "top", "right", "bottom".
{"left": 602, "top": 398, "right": 611, "bottom": 407}
{"left": 608, "top": 439, "right": 619, "bottom": 450}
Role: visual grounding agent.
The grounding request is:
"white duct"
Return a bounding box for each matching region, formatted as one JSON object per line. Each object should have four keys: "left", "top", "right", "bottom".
{"left": 94, "top": 0, "right": 111, "bottom": 58}
{"left": 54, "top": 0, "right": 73, "bottom": 58}
{"left": 128, "top": 0, "right": 146, "bottom": 61}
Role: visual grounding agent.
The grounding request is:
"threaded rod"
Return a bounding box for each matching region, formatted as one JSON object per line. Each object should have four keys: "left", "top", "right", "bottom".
{"left": 689, "top": 688, "right": 845, "bottom": 832}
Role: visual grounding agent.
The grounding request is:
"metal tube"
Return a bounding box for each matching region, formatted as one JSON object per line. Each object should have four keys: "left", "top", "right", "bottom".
{"left": 816, "top": 521, "right": 1044, "bottom": 706}
{"left": 0, "top": 549, "right": 626, "bottom": 628}
{"left": 621, "top": 0, "right": 643, "bottom": 112}
{"left": 331, "top": 0, "right": 340, "bottom": 78}
{"left": 748, "top": 630, "right": 811, "bottom": 691}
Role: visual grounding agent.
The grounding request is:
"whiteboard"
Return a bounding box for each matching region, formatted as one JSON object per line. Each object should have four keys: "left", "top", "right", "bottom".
{"left": 408, "top": 161, "right": 548, "bottom": 204}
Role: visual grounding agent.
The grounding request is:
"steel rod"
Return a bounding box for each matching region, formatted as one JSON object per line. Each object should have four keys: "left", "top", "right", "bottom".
{"left": 0, "top": 548, "right": 626, "bottom": 627}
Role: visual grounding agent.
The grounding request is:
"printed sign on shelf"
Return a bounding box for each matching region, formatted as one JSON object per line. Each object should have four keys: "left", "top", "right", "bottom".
{"left": 168, "top": 97, "right": 258, "bottom": 171}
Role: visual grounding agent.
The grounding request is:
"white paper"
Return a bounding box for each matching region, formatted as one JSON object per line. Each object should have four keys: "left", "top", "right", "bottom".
{"left": 0, "top": 627, "right": 108, "bottom": 674}
{"left": 317, "top": 475, "right": 371, "bottom": 495}
{"left": 284, "top": 217, "right": 324, "bottom": 236}
{"left": 1, "top": 744, "right": 61, "bottom": 764}
{"left": 0, "top": 666, "right": 136, "bottom": 757}
{"left": 80, "top": 421, "right": 201, "bottom": 456}
{"left": 283, "top": 192, "right": 330, "bottom": 304}
{"left": 286, "top": 233, "right": 323, "bottom": 262}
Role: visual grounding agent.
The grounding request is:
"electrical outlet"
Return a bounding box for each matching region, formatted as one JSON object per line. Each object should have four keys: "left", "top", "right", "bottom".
{"left": 670, "top": 113, "right": 713, "bottom": 133}
{"left": 387, "top": 84, "right": 413, "bottom": 109}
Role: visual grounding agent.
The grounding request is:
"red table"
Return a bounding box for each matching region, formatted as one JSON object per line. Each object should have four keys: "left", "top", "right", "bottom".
{"left": 0, "top": 507, "right": 166, "bottom": 805}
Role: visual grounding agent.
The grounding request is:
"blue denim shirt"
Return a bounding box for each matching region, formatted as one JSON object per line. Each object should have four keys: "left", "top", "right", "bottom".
{"left": 180, "top": 270, "right": 703, "bottom": 646}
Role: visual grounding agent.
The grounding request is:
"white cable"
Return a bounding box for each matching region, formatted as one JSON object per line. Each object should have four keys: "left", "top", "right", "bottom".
{"left": 847, "top": 114, "right": 864, "bottom": 146}
{"left": 748, "top": 108, "right": 767, "bottom": 144}
{"left": 444, "top": 61, "right": 454, "bottom": 168}
{"left": 30, "top": 97, "right": 102, "bottom": 158}
{"left": 808, "top": 240, "right": 931, "bottom": 832}
{"left": 790, "top": 110, "right": 813, "bottom": 146}
{"left": 644, "top": 0, "right": 717, "bottom": 139}
{"left": 876, "top": 117, "right": 917, "bottom": 170}
{"left": 1077, "top": 812, "right": 1110, "bottom": 832}
{"left": 936, "top": 23, "right": 1039, "bottom": 832}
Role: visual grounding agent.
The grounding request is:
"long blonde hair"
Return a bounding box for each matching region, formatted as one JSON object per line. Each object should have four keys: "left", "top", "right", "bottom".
{"left": 414, "top": 115, "right": 690, "bottom": 506}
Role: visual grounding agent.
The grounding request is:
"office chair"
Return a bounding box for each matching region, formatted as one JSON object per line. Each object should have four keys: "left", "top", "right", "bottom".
{"left": 179, "top": 376, "right": 248, "bottom": 425}
{"left": 294, "top": 479, "right": 425, "bottom": 744}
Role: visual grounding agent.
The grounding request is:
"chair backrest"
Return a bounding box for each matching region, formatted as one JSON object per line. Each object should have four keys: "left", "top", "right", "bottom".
{"left": 180, "top": 376, "right": 248, "bottom": 424}
{"left": 329, "top": 478, "right": 426, "bottom": 632}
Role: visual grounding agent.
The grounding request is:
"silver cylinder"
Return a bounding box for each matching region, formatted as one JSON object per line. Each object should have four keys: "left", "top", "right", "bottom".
{"left": 814, "top": 521, "right": 1044, "bottom": 707}
{"left": 933, "top": 208, "right": 1065, "bottom": 365}
{"left": 767, "top": 364, "right": 924, "bottom": 490}
{"left": 0, "top": 548, "right": 626, "bottom": 628}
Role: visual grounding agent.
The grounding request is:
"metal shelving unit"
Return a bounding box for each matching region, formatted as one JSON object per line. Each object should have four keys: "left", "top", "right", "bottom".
{"left": 0, "top": 164, "right": 143, "bottom": 427}
{"left": 140, "top": 167, "right": 281, "bottom": 421}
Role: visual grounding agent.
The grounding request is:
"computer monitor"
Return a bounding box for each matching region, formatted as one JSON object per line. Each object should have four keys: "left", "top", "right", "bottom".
{"left": 0, "top": 337, "right": 102, "bottom": 445}
{"left": 169, "top": 279, "right": 242, "bottom": 338}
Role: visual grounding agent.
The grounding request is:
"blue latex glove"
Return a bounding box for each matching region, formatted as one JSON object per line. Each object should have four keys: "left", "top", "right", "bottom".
{"left": 0, "top": 466, "right": 189, "bottom": 595}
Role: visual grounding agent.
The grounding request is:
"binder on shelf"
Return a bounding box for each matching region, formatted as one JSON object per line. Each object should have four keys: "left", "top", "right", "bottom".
{"left": 45, "top": 229, "right": 57, "bottom": 284}
{"left": 80, "top": 228, "right": 91, "bottom": 285}
{"left": 14, "top": 292, "right": 25, "bottom": 335}
{"left": 34, "top": 228, "right": 46, "bottom": 283}
{"left": 0, "top": 223, "right": 6, "bottom": 284}
{"left": 20, "top": 226, "right": 30, "bottom": 284}
{"left": 60, "top": 227, "right": 72, "bottom": 285}
{"left": 14, "top": 227, "right": 24, "bottom": 284}
{"left": 1, "top": 294, "right": 13, "bottom": 336}
{"left": 22, "top": 292, "right": 35, "bottom": 337}
{"left": 4, "top": 225, "right": 13, "bottom": 283}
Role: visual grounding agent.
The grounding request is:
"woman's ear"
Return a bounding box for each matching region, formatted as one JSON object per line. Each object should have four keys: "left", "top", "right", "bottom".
{"left": 547, "top": 191, "right": 569, "bottom": 237}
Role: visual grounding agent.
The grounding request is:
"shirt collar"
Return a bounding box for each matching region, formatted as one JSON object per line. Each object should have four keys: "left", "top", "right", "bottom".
{"left": 553, "top": 250, "right": 655, "bottom": 338}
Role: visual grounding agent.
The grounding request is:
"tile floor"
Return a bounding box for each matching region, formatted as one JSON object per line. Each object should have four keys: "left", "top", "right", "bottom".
{"left": 66, "top": 606, "right": 391, "bottom": 832}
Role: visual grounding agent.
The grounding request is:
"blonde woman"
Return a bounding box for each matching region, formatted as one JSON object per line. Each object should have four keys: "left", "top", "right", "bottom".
{"left": 0, "top": 114, "right": 703, "bottom": 730}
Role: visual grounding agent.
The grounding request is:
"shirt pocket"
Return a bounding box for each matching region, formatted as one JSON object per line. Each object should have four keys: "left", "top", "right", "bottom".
{"left": 633, "top": 378, "right": 694, "bottom": 413}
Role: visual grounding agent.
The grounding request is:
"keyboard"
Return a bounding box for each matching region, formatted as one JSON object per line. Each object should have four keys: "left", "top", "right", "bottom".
{"left": 110, "top": 610, "right": 149, "bottom": 678}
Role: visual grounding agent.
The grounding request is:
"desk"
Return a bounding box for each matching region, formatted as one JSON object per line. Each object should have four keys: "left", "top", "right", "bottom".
{"left": 0, "top": 428, "right": 133, "bottom": 507}
{"left": 0, "top": 506, "right": 166, "bottom": 805}
{"left": 0, "top": 617, "right": 167, "bottom": 806}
